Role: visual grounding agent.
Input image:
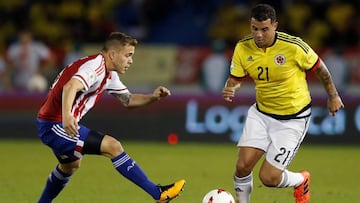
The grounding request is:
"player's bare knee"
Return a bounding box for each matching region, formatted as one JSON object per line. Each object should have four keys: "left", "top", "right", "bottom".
{"left": 235, "top": 161, "right": 253, "bottom": 177}
{"left": 101, "top": 135, "right": 124, "bottom": 158}
{"left": 59, "top": 161, "right": 81, "bottom": 174}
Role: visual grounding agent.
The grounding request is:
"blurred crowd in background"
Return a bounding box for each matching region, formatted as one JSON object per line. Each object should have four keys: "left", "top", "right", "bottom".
{"left": 0, "top": 0, "right": 359, "bottom": 93}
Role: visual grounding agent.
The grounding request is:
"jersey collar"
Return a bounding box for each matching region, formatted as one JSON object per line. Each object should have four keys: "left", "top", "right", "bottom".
{"left": 269, "top": 32, "right": 278, "bottom": 47}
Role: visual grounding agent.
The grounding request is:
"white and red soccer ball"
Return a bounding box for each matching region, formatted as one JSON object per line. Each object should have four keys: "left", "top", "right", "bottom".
{"left": 202, "top": 189, "right": 235, "bottom": 203}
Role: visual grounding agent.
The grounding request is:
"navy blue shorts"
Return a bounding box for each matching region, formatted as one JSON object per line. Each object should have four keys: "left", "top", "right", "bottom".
{"left": 36, "top": 118, "right": 91, "bottom": 163}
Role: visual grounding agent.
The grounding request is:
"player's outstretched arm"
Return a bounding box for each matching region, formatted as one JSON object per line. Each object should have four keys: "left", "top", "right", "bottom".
{"left": 314, "top": 59, "right": 345, "bottom": 116}
{"left": 113, "top": 86, "right": 171, "bottom": 108}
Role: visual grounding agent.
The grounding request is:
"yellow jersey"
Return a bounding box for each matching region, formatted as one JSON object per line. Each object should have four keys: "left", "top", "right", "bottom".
{"left": 230, "top": 31, "right": 320, "bottom": 116}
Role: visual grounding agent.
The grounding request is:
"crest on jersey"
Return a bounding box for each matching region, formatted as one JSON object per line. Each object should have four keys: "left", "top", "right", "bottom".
{"left": 274, "top": 54, "right": 286, "bottom": 65}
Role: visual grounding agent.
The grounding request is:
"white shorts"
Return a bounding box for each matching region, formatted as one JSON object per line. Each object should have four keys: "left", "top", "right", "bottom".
{"left": 238, "top": 104, "right": 311, "bottom": 170}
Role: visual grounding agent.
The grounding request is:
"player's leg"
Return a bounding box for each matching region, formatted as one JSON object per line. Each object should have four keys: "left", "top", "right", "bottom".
{"left": 38, "top": 160, "right": 80, "bottom": 203}
{"left": 234, "top": 147, "right": 264, "bottom": 203}
{"left": 37, "top": 121, "right": 89, "bottom": 203}
{"left": 260, "top": 116, "right": 311, "bottom": 203}
{"left": 259, "top": 157, "right": 310, "bottom": 203}
{"left": 234, "top": 104, "right": 269, "bottom": 203}
{"left": 259, "top": 161, "right": 304, "bottom": 187}
{"left": 85, "top": 132, "right": 161, "bottom": 198}
{"left": 85, "top": 132, "right": 185, "bottom": 202}
{"left": 101, "top": 134, "right": 162, "bottom": 198}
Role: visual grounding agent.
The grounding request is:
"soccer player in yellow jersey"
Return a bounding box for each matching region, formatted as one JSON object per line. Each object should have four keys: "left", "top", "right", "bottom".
{"left": 222, "top": 4, "right": 344, "bottom": 203}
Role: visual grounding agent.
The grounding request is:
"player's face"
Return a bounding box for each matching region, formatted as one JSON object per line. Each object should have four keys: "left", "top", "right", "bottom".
{"left": 111, "top": 45, "right": 135, "bottom": 74}
{"left": 250, "top": 18, "right": 278, "bottom": 49}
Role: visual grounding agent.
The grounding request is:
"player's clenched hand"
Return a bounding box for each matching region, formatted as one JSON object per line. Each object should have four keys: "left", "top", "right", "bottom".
{"left": 327, "top": 95, "right": 344, "bottom": 116}
{"left": 62, "top": 114, "right": 79, "bottom": 137}
{"left": 153, "top": 86, "right": 171, "bottom": 100}
{"left": 222, "top": 87, "right": 236, "bottom": 102}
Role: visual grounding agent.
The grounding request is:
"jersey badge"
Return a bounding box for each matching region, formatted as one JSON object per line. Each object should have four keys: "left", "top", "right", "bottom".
{"left": 247, "top": 56, "right": 254, "bottom": 61}
{"left": 274, "top": 54, "right": 286, "bottom": 65}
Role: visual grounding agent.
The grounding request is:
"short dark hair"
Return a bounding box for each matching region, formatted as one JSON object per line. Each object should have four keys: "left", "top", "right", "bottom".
{"left": 250, "top": 4, "right": 277, "bottom": 23}
{"left": 102, "top": 32, "right": 138, "bottom": 51}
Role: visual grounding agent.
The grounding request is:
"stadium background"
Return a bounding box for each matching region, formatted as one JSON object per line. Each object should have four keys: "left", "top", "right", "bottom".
{"left": 0, "top": 0, "right": 359, "bottom": 143}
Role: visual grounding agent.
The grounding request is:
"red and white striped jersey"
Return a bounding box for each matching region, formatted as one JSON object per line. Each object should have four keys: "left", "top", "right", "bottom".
{"left": 38, "top": 53, "right": 129, "bottom": 122}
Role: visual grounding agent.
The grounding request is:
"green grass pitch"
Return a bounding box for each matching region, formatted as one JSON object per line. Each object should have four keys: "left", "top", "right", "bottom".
{"left": 1, "top": 139, "right": 359, "bottom": 203}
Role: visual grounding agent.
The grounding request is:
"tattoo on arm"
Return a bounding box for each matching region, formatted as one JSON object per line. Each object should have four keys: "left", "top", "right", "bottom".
{"left": 115, "top": 92, "right": 131, "bottom": 106}
{"left": 315, "top": 61, "right": 339, "bottom": 98}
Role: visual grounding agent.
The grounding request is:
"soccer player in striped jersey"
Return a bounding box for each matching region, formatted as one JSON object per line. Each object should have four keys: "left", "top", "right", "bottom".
{"left": 222, "top": 4, "right": 344, "bottom": 203}
{"left": 36, "top": 32, "right": 185, "bottom": 203}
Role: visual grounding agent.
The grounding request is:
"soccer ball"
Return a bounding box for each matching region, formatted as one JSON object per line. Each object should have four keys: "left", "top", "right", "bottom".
{"left": 202, "top": 189, "right": 235, "bottom": 203}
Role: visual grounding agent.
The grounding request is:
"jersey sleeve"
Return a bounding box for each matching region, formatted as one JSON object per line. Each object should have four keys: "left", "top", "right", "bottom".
{"left": 296, "top": 39, "right": 319, "bottom": 71}
{"left": 106, "top": 72, "right": 129, "bottom": 94}
{"left": 229, "top": 43, "right": 247, "bottom": 80}
{"left": 72, "top": 57, "right": 103, "bottom": 91}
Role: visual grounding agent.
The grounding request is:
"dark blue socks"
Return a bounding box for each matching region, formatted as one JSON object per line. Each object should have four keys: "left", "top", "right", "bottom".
{"left": 38, "top": 152, "right": 161, "bottom": 202}
{"left": 112, "top": 152, "right": 161, "bottom": 199}
{"left": 38, "top": 165, "right": 72, "bottom": 203}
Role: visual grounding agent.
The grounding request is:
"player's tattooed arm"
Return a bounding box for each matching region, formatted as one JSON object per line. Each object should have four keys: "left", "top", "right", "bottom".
{"left": 113, "top": 92, "right": 131, "bottom": 106}
{"left": 314, "top": 59, "right": 339, "bottom": 98}
{"left": 314, "top": 59, "right": 344, "bottom": 116}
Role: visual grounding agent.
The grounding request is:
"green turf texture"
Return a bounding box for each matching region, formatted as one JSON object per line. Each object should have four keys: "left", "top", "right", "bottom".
{"left": 1, "top": 139, "right": 359, "bottom": 203}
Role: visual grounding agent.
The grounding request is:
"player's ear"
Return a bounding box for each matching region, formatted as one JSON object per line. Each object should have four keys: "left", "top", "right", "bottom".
{"left": 109, "top": 50, "right": 115, "bottom": 60}
{"left": 273, "top": 21, "right": 278, "bottom": 30}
